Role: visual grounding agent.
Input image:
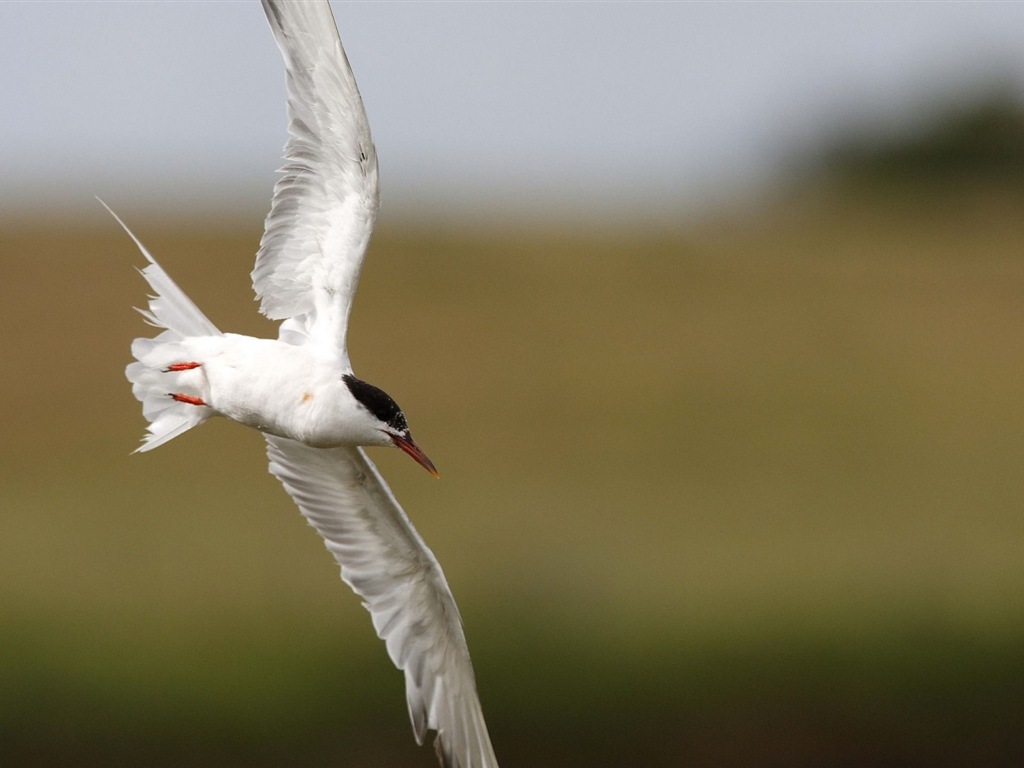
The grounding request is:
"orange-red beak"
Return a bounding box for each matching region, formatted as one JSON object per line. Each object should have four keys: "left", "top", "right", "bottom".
{"left": 390, "top": 432, "right": 439, "bottom": 478}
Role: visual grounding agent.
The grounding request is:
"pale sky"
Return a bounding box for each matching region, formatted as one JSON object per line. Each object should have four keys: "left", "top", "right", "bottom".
{"left": 5, "top": 1, "right": 1024, "bottom": 223}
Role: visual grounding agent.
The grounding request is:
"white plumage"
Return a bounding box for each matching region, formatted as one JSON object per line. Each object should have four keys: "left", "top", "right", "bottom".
{"left": 255, "top": 0, "right": 379, "bottom": 363}
{"left": 114, "top": 2, "right": 499, "bottom": 766}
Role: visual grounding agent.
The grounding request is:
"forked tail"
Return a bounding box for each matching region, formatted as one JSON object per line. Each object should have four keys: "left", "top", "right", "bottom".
{"left": 100, "top": 200, "right": 223, "bottom": 452}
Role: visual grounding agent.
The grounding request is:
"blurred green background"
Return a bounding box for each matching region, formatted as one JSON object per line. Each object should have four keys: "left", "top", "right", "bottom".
{"left": 4, "top": 92, "right": 1024, "bottom": 768}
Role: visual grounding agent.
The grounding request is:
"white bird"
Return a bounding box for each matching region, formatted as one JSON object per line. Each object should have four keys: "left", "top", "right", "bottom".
{"left": 110, "top": 2, "right": 500, "bottom": 766}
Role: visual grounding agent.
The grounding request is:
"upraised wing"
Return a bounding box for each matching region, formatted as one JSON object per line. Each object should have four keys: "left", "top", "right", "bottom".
{"left": 265, "top": 436, "right": 500, "bottom": 768}
{"left": 255, "top": 0, "right": 379, "bottom": 361}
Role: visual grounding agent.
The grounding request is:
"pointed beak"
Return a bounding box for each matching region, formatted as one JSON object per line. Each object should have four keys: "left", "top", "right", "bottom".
{"left": 390, "top": 431, "right": 440, "bottom": 478}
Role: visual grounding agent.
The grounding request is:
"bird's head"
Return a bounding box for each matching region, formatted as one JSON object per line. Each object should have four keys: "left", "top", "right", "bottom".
{"left": 342, "top": 374, "right": 439, "bottom": 477}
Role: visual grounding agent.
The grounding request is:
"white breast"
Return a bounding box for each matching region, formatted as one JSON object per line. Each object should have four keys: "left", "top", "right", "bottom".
{"left": 187, "top": 334, "right": 360, "bottom": 445}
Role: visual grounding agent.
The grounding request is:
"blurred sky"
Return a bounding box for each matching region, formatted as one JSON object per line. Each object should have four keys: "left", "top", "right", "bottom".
{"left": 6, "top": 1, "right": 1024, "bottom": 224}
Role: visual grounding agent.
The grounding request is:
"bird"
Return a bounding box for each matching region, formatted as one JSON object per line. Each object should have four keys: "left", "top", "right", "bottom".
{"left": 108, "top": 2, "right": 500, "bottom": 766}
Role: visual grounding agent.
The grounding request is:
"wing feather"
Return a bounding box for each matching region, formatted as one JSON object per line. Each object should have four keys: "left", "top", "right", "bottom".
{"left": 265, "top": 435, "right": 500, "bottom": 768}
{"left": 256, "top": 0, "right": 379, "bottom": 359}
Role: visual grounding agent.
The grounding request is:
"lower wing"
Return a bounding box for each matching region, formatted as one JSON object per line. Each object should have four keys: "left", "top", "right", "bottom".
{"left": 264, "top": 435, "right": 500, "bottom": 768}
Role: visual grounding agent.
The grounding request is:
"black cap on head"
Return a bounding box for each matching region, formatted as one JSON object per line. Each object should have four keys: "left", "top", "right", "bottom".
{"left": 343, "top": 374, "right": 408, "bottom": 432}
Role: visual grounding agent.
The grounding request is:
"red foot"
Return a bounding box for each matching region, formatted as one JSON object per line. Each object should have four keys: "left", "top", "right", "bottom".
{"left": 164, "top": 362, "right": 201, "bottom": 372}
{"left": 169, "top": 393, "right": 206, "bottom": 406}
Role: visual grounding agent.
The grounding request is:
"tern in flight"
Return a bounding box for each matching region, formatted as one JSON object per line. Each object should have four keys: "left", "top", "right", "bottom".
{"left": 112, "top": 2, "right": 500, "bottom": 766}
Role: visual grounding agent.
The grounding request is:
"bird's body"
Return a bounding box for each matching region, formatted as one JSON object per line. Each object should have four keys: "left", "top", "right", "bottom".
{"left": 112, "top": 2, "right": 499, "bottom": 766}
{"left": 133, "top": 333, "right": 388, "bottom": 448}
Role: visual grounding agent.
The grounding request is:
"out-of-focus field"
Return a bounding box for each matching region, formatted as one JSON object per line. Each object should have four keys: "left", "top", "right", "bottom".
{"left": 2, "top": 188, "right": 1023, "bottom": 766}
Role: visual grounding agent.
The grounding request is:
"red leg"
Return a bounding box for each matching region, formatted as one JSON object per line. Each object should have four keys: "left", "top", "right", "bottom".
{"left": 164, "top": 362, "right": 202, "bottom": 372}
{"left": 169, "top": 393, "right": 207, "bottom": 406}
